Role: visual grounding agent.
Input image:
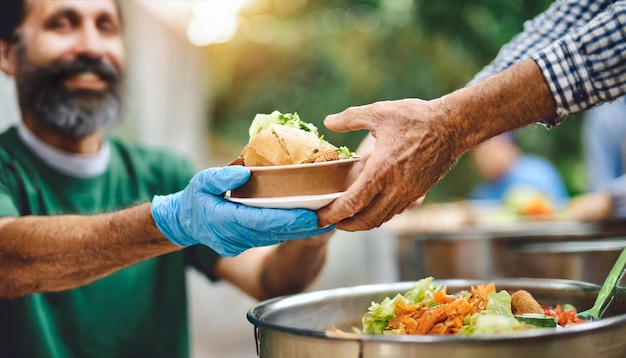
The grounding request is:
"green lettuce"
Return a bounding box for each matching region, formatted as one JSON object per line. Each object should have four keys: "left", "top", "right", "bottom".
{"left": 361, "top": 277, "right": 440, "bottom": 334}
{"left": 248, "top": 111, "right": 320, "bottom": 138}
{"left": 459, "top": 290, "right": 525, "bottom": 336}
{"left": 459, "top": 313, "right": 525, "bottom": 336}
{"left": 336, "top": 146, "right": 353, "bottom": 159}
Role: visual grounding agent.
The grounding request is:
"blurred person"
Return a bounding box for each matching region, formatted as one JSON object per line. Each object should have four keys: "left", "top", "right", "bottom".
{"left": 470, "top": 133, "right": 568, "bottom": 211}
{"left": 582, "top": 100, "right": 626, "bottom": 191}
{"left": 0, "top": 0, "right": 334, "bottom": 356}
{"left": 317, "top": 0, "right": 626, "bottom": 231}
{"left": 568, "top": 177, "right": 626, "bottom": 221}
{"left": 569, "top": 100, "right": 626, "bottom": 221}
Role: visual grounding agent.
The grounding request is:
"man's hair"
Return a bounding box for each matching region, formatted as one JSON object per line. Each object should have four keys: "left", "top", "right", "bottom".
{"left": 0, "top": 0, "right": 26, "bottom": 43}
{"left": 0, "top": 0, "right": 123, "bottom": 43}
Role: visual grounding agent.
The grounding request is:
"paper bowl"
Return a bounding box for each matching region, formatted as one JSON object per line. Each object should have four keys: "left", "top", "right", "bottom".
{"left": 229, "top": 156, "right": 361, "bottom": 199}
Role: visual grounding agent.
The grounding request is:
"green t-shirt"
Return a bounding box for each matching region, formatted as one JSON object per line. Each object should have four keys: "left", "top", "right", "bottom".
{"left": 0, "top": 127, "right": 221, "bottom": 358}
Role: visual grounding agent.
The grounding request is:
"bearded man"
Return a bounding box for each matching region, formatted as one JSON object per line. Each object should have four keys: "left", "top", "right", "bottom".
{"left": 0, "top": 1, "right": 334, "bottom": 356}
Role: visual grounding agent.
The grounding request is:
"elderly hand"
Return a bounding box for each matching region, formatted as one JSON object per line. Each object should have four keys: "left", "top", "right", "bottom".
{"left": 316, "top": 59, "right": 557, "bottom": 231}
{"left": 317, "top": 98, "right": 462, "bottom": 231}
{"left": 151, "top": 166, "right": 335, "bottom": 257}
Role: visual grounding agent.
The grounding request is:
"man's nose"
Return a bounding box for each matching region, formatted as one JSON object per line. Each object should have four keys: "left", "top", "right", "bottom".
{"left": 74, "top": 23, "right": 105, "bottom": 59}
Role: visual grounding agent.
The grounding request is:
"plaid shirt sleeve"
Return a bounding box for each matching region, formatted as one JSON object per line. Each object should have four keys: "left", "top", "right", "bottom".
{"left": 469, "top": 0, "right": 626, "bottom": 128}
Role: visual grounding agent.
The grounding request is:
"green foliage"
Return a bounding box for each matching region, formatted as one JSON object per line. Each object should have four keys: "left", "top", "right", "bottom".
{"left": 207, "top": 0, "right": 584, "bottom": 200}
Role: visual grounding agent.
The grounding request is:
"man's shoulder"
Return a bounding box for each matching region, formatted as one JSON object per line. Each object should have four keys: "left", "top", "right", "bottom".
{"left": 0, "top": 126, "right": 19, "bottom": 145}
{"left": 0, "top": 126, "right": 25, "bottom": 162}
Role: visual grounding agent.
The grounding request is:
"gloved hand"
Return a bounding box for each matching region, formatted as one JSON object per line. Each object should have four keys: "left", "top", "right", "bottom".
{"left": 151, "top": 166, "right": 334, "bottom": 257}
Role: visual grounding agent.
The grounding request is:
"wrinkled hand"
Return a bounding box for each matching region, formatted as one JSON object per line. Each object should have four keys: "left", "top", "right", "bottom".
{"left": 316, "top": 60, "right": 555, "bottom": 231}
{"left": 151, "top": 166, "right": 335, "bottom": 257}
{"left": 317, "top": 99, "right": 462, "bottom": 231}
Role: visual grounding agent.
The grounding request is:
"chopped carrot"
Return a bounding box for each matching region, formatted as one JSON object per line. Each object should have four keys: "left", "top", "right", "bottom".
{"left": 433, "top": 287, "right": 455, "bottom": 304}
{"left": 384, "top": 283, "right": 496, "bottom": 335}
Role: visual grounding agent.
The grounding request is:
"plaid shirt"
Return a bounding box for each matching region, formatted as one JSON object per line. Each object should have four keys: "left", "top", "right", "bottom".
{"left": 469, "top": 0, "right": 626, "bottom": 128}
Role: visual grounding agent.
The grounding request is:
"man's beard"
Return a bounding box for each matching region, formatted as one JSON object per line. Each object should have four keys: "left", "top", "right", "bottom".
{"left": 14, "top": 44, "right": 124, "bottom": 139}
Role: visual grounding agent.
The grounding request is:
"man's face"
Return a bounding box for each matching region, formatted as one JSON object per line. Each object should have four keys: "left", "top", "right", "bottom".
{"left": 12, "top": 0, "right": 125, "bottom": 138}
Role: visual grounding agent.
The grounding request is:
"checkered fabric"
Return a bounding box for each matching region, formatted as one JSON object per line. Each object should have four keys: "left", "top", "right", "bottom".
{"left": 469, "top": 0, "right": 626, "bottom": 128}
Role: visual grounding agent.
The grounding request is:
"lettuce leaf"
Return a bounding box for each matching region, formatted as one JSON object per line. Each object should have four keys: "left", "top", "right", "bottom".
{"left": 459, "top": 290, "right": 525, "bottom": 336}
{"left": 336, "top": 145, "right": 354, "bottom": 159}
{"left": 486, "top": 290, "right": 515, "bottom": 318}
{"left": 249, "top": 111, "right": 320, "bottom": 138}
{"left": 361, "top": 277, "right": 441, "bottom": 334}
{"left": 362, "top": 295, "right": 405, "bottom": 334}
{"left": 403, "top": 276, "right": 439, "bottom": 305}
{"left": 459, "top": 312, "right": 525, "bottom": 336}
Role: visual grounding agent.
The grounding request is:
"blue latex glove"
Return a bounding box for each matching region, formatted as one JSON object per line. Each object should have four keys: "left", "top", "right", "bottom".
{"left": 151, "top": 166, "right": 334, "bottom": 257}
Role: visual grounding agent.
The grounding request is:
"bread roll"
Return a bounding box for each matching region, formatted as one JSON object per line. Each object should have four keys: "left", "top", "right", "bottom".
{"left": 510, "top": 290, "right": 544, "bottom": 315}
{"left": 241, "top": 124, "right": 338, "bottom": 166}
{"left": 241, "top": 127, "right": 291, "bottom": 166}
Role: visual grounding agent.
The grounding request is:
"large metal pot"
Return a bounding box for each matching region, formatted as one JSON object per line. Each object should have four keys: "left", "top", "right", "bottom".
{"left": 248, "top": 278, "right": 626, "bottom": 358}
{"left": 395, "top": 221, "right": 626, "bottom": 284}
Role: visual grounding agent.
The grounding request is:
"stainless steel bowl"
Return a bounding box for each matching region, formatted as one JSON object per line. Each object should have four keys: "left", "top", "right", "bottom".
{"left": 395, "top": 221, "right": 626, "bottom": 284}
{"left": 248, "top": 278, "right": 626, "bottom": 358}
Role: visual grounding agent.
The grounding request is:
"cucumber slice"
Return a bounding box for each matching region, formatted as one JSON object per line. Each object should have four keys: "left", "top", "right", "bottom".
{"left": 514, "top": 314, "right": 557, "bottom": 328}
{"left": 561, "top": 304, "right": 577, "bottom": 313}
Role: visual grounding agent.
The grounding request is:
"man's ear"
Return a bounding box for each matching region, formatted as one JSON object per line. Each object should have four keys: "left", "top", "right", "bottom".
{"left": 0, "top": 40, "right": 16, "bottom": 75}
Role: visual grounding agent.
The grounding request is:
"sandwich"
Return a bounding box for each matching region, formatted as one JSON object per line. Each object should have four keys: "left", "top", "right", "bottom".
{"left": 233, "top": 111, "right": 352, "bottom": 166}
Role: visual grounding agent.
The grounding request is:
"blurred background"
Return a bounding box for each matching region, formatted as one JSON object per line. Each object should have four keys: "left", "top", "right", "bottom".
{"left": 203, "top": 0, "right": 584, "bottom": 200}
{"left": 0, "top": 0, "right": 594, "bottom": 357}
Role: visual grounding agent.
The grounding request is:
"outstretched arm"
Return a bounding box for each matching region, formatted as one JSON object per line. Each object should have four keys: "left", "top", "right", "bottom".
{"left": 0, "top": 203, "right": 180, "bottom": 298}
{"left": 214, "top": 231, "right": 333, "bottom": 301}
{"left": 0, "top": 166, "right": 334, "bottom": 298}
{"left": 317, "top": 58, "right": 556, "bottom": 231}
